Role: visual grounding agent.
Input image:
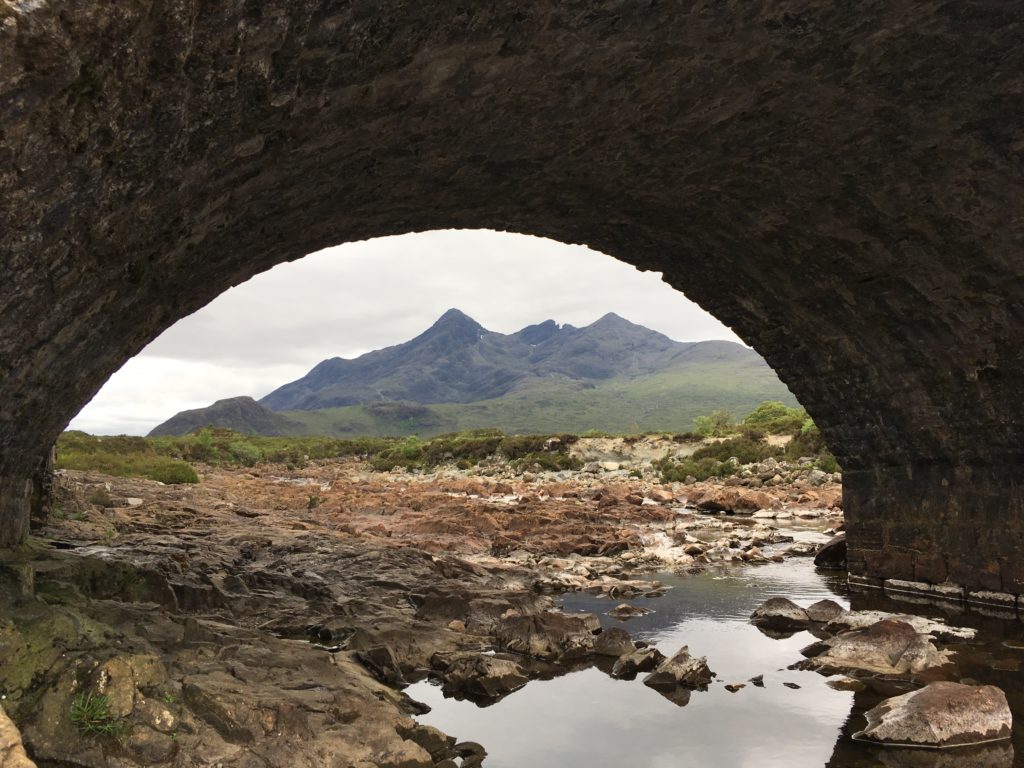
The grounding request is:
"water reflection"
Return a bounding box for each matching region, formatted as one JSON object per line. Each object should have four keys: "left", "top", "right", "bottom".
{"left": 408, "top": 531, "right": 1024, "bottom": 768}
{"left": 410, "top": 552, "right": 858, "bottom": 768}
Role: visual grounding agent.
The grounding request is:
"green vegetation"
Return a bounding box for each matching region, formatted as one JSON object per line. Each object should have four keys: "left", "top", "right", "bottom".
{"left": 366, "top": 430, "right": 580, "bottom": 472}
{"left": 742, "top": 401, "right": 807, "bottom": 434}
{"left": 57, "top": 427, "right": 583, "bottom": 478}
{"left": 693, "top": 409, "right": 735, "bottom": 437}
{"left": 57, "top": 432, "right": 199, "bottom": 484}
{"left": 655, "top": 403, "right": 839, "bottom": 483}
{"left": 68, "top": 690, "right": 129, "bottom": 740}
{"left": 58, "top": 401, "right": 839, "bottom": 484}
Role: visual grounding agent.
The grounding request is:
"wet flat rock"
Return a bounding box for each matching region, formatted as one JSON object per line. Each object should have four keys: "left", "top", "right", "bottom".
{"left": 855, "top": 681, "right": 1012, "bottom": 748}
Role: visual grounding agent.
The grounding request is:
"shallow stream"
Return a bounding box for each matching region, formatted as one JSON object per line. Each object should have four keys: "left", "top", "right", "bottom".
{"left": 408, "top": 519, "right": 1024, "bottom": 767}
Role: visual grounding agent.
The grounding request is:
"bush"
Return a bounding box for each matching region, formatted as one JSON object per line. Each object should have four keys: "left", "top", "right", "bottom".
{"left": 148, "top": 462, "right": 199, "bottom": 484}
{"left": 691, "top": 436, "right": 782, "bottom": 465}
{"left": 742, "top": 401, "right": 807, "bottom": 434}
{"left": 656, "top": 456, "right": 730, "bottom": 483}
{"left": 816, "top": 453, "right": 840, "bottom": 473}
{"left": 509, "top": 452, "right": 582, "bottom": 472}
{"left": 783, "top": 420, "right": 840, "bottom": 473}
{"left": 56, "top": 434, "right": 202, "bottom": 486}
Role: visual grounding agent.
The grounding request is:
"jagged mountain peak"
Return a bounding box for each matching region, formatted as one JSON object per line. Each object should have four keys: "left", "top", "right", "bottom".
{"left": 147, "top": 312, "right": 765, "bottom": 421}
{"left": 149, "top": 312, "right": 790, "bottom": 437}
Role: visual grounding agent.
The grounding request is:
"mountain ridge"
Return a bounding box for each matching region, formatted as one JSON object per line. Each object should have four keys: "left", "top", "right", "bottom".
{"left": 149, "top": 311, "right": 796, "bottom": 437}
{"left": 257, "top": 309, "right": 741, "bottom": 411}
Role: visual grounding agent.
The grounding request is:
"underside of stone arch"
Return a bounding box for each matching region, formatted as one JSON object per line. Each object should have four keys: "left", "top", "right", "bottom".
{"left": 2, "top": 1, "right": 1024, "bottom": 594}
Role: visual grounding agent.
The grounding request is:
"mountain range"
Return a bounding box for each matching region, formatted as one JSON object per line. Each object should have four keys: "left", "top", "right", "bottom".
{"left": 149, "top": 310, "right": 798, "bottom": 438}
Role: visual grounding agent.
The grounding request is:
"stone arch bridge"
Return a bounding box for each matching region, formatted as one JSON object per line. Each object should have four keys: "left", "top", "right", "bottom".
{"left": 2, "top": 1, "right": 1023, "bottom": 599}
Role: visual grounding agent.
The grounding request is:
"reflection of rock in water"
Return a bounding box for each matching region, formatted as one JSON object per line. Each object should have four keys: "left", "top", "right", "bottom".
{"left": 649, "top": 687, "right": 692, "bottom": 707}
{"left": 870, "top": 741, "right": 1013, "bottom": 768}
{"left": 827, "top": 736, "right": 1014, "bottom": 768}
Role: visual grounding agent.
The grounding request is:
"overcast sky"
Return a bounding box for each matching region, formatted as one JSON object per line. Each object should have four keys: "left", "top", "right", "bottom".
{"left": 69, "top": 230, "right": 742, "bottom": 435}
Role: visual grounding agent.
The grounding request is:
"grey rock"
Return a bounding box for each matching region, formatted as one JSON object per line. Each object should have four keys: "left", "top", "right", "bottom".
{"left": 855, "top": 682, "right": 1012, "bottom": 748}
{"left": 750, "top": 597, "right": 811, "bottom": 631}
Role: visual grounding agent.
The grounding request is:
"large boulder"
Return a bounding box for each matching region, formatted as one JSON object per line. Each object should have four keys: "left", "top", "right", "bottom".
{"left": 854, "top": 682, "right": 1012, "bottom": 748}
{"left": 805, "top": 619, "right": 951, "bottom": 675}
{"left": 643, "top": 646, "right": 715, "bottom": 690}
{"left": 496, "top": 612, "right": 599, "bottom": 661}
{"left": 0, "top": 707, "right": 36, "bottom": 768}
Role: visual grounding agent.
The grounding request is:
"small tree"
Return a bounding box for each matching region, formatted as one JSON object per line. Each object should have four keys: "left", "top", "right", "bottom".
{"left": 693, "top": 409, "right": 734, "bottom": 436}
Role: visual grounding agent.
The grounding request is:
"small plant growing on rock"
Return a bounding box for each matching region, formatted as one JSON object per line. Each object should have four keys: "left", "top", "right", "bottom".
{"left": 307, "top": 494, "right": 321, "bottom": 510}
{"left": 69, "top": 690, "right": 129, "bottom": 741}
{"left": 86, "top": 487, "right": 115, "bottom": 508}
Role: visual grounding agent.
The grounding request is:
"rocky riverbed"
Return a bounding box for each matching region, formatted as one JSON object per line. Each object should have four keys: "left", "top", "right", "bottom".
{"left": 1, "top": 455, "right": 847, "bottom": 766}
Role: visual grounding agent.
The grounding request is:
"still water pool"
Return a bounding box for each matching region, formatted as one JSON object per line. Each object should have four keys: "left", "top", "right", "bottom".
{"left": 408, "top": 523, "right": 1024, "bottom": 767}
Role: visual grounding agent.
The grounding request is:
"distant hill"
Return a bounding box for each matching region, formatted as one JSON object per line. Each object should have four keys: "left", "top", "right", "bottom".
{"left": 149, "top": 311, "right": 799, "bottom": 437}
{"left": 148, "top": 397, "right": 303, "bottom": 437}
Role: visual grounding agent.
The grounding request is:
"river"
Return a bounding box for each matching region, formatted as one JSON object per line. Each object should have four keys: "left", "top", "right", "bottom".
{"left": 407, "top": 519, "right": 1024, "bottom": 767}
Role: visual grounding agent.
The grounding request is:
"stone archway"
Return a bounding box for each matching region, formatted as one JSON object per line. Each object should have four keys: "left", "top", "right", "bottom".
{"left": 2, "top": 1, "right": 1024, "bottom": 594}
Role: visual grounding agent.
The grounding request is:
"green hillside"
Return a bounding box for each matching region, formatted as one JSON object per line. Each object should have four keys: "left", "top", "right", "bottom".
{"left": 280, "top": 357, "right": 797, "bottom": 438}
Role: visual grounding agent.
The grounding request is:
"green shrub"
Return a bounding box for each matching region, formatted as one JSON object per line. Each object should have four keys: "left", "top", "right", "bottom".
{"left": 227, "top": 440, "right": 264, "bottom": 466}
{"left": 148, "top": 462, "right": 199, "bottom": 484}
{"left": 509, "top": 452, "right": 582, "bottom": 472}
{"left": 785, "top": 422, "right": 827, "bottom": 460}
{"left": 691, "top": 436, "right": 782, "bottom": 465}
{"left": 742, "top": 401, "right": 808, "bottom": 434}
{"left": 656, "top": 456, "right": 731, "bottom": 483}
{"left": 783, "top": 420, "right": 840, "bottom": 473}
{"left": 816, "top": 453, "right": 840, "bottom": 473}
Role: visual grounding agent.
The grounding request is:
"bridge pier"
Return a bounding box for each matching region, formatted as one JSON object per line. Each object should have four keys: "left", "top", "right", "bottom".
{"left": 846, "top": 463, "right": 1024, "bottom": 598}
{"left": 0, "top": 477, "right": 32, "bottom": 550}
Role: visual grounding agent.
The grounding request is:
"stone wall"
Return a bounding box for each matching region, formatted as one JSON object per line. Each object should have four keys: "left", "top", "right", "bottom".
{"left": 1, "top": 0, "right": 1023, "bottom": 584}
